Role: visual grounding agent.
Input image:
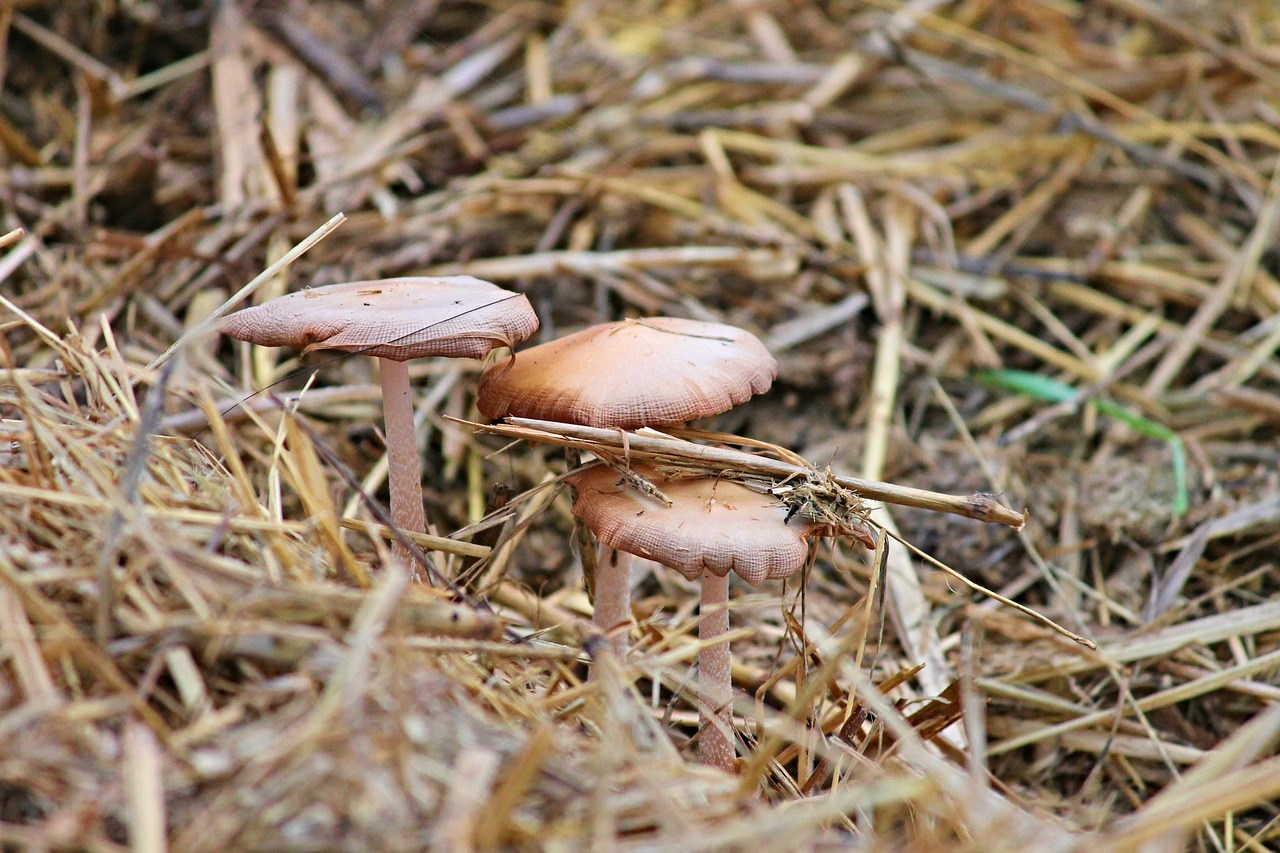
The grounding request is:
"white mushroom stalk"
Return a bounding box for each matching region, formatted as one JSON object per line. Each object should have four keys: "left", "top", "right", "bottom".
{"left": 378, "top": 357, "right": 426, "bottom": 538}
{"left": 698, "top": 570, "right": 734, "bottom": 770}
{"left": 592, "top": 546, "right": 634, "bottom": 657}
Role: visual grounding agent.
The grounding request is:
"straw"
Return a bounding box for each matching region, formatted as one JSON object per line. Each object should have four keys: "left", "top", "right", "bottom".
{"left": 4, "top": 1, "right": 1279, "bottom": 848}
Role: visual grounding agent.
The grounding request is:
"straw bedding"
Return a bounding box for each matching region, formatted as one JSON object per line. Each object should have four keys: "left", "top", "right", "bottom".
{"left": 2, "top": 1, "right": 1279, "bottom": 850}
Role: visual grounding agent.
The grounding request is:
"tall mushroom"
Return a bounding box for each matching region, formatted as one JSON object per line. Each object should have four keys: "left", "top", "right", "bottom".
{"left": 220, "top": 276, "right": 538, "bottom": 568}
{"left": 476, "top": 317, "right": 776, "bottom": 652}
{"left": 566, "top": 463, "right": 821, "bottom": 771}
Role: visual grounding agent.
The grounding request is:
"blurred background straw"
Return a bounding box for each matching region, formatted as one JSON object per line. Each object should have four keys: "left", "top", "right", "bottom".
{"left": 1, "top": 1, "right": 1279, "bottom": 850}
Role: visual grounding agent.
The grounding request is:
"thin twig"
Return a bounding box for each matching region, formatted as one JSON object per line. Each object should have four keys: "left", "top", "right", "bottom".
{"left": 460, "top": 416, "right": 1027, "bottom": 528}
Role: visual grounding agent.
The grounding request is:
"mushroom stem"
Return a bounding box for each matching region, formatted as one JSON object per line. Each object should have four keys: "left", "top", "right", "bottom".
{"left": 378, "top": 357, "right": 427, "bottom": 565}
{"left": 593, "top": 545, "right": 633, "bottom": 658}
{"left": 698, "top": 570, "right": 734, "bottom": 771}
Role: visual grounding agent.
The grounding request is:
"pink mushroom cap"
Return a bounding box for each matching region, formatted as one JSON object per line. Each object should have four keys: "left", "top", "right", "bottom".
{"left": 566, "top": 464, "right": 819, "bottom": 586}
{"left": 220, "top": 276, "right": 539, "bottom": 360}
{"left": 477, "top": 317, "right": 776, "bottom": 428}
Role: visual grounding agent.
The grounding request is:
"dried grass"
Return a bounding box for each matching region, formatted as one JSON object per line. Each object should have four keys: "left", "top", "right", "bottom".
{"left": 2, "top": 1, "right": 1279, "bottom": 850}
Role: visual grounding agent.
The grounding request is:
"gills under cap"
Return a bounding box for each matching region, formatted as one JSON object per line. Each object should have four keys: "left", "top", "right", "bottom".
{"left": 220, "top": 276, "right": 539, "bottom": 361}
{"left": 476, "top": 317, "right": 776, "bottom": 429}
{"left": 566, "top": 464, "right": 818, "bottom": 586}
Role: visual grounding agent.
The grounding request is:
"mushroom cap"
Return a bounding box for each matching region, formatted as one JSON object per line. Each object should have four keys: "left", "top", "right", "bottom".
{"left": 476, "top": 317, "right": 776, "bottom": 428}
{"left": 566, "top": 464, "right": 817, "bottom": 585}
{"left": 219, "top": 277, "right": 539, "bottom": 361}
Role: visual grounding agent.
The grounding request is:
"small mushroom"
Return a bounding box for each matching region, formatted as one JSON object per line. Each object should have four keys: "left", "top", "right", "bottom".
{"left": 567, "top": 463, "right": 818, "bottom": 771}
{"left": 477, "top": 317, "right": 777, "bottom": 654}
{"left": 220, "top": 277, "right": 538, "bottom": 569}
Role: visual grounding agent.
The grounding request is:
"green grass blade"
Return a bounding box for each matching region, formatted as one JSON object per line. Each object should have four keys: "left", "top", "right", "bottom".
{"left": 975, "top": 369, "right": 1188, "bottom": 516}
{"left": 976, "top": 369, "right": 1077, "bottom": 403}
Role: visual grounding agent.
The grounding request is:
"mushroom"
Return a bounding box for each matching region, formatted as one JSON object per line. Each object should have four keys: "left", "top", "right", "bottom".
{"left": 476, "top": 317, "right": 777, "bottom": 653}
{"left": 220, "top": 276, "right": 538, "bottom": 568}
{"left": 476, "top": 316, "right": 775, "bottom": 429}
{"left": 566, "top": 463, "right": 819, "bottom": 771}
